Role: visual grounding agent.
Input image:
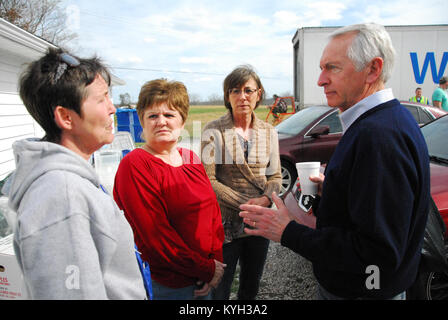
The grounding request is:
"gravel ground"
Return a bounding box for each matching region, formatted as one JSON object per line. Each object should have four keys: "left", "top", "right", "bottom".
{"left": 230, "top": 240, "right": 318, "bottom": 300}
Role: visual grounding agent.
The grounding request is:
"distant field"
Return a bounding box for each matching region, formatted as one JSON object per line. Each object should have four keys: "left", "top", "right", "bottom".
{"left": 184, "top": 105, "right": 272, "bottom": 136}
{"left": 124, "top": 104, "right": 278, "bottom": 147}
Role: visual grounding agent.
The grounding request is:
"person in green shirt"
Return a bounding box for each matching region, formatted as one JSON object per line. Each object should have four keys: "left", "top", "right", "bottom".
{"left": 432, "top": 76, "right": 448, "bottom": 111}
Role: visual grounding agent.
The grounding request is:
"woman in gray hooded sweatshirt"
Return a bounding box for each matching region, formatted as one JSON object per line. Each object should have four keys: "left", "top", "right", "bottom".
{"left": 1, "top": 48, "right": 146, "bottom": 300}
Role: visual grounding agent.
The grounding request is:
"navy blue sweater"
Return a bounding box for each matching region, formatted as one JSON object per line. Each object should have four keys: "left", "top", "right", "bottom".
{"left": 281, "top": 99, "right": 430, "bottom": 299}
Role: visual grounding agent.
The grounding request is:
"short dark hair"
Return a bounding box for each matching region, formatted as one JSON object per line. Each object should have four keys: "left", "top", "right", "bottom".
{"left": 223, "top": 65, "right": 265, "bottom": 111}
{"left": 19, "top": 47, "right": 111, "bottom": 143}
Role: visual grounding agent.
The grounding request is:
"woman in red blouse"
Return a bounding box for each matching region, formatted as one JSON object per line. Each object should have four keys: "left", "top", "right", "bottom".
{"left": 113, "top": 79, "right": 225, "bottom": 300}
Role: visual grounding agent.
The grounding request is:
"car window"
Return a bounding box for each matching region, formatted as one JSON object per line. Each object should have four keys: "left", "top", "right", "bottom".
{"left": 314, "top": 111, "right": 342, "bottom": 134}
{"left": 404, "top": 105, "right": 420, "bottom": 124}
{"left": 421, "top": 115, "right": 448, "bottom": 160}
{"left": 276, "top": 106, "right": 331, "bottom": 136}
{"left": 418, "top": 109, "right": 432, "bottom": 123}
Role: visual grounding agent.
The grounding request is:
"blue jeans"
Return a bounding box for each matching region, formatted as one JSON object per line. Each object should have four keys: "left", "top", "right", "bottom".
{"left": 317, "top": 284, "right": 406, "bottom": 300}
{"left": 212, "top": 236, "right": 270, "bottom": 300}
{"left": 152, "top": 280, "right": 212, "bottom": 300}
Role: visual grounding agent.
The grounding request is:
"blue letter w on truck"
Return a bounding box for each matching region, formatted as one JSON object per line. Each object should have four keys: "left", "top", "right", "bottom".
{"left": 410, "top": 52, "right": 448, "bottom": 84}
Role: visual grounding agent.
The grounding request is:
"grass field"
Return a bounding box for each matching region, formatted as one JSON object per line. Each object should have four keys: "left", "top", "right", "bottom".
{"left": 124, "top": 104, "right": 280, "bottom": 147}
{"left": 184, "top": 105, "right": 272, "bottom": 136}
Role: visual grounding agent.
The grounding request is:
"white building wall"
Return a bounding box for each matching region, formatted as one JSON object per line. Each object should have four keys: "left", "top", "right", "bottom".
{"left": 0, "top": 19, "right": 50, "bottom": 180}
{"left": 0, "top": 90, "right": 43, "bottom": 180}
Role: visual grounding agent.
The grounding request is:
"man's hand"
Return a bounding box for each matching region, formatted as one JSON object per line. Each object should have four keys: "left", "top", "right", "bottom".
{"left": 239, "top": 193, "right": 292, "bottom": 243}
{"left": 308, "top": 173, "right": 325, "bottom": 197}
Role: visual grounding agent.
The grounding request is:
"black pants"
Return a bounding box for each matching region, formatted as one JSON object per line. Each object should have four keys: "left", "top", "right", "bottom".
{"left": 213, "top": 236, "right": 270, "bottom": 300}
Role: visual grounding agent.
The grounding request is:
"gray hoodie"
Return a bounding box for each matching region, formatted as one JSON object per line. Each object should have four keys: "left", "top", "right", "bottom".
{"left": 2, "top": 139, "right": 146, "bottom": 300}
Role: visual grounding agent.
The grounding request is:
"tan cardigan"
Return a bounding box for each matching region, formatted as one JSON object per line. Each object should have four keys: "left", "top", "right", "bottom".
{"left": 201, "top": 112, "right": 281, "bottom": 242}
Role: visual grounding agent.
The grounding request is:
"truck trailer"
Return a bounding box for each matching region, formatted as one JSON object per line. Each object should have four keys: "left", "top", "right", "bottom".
{"left": 292, "top": 25, "right": 448, "bottom": 108}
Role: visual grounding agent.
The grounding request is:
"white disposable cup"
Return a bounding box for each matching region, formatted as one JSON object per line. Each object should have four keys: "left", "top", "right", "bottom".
{"left": 94, "top": 150, "right": 122, "bottom": 194}
{"left": 296, "top": 162, "right": 320, "bottom": 195}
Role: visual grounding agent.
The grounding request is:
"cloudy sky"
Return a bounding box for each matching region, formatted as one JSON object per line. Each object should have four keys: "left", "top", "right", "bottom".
{"left": 61, "top": 0, "right": 448, "bottom": 104}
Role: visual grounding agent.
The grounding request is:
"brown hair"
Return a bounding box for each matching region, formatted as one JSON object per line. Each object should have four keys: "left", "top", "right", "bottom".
{"left": 223, "top": 65, "right": 265, "bottom": 111}
{"left": 136, "top": 79, "right": 189, "bottom": 124}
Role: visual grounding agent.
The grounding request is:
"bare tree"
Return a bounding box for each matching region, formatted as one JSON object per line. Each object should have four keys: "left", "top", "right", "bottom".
{"left": 280, "top": 91, "right": 293, "bottom": 97}
{"left": 207, "top": 93, "right": 223, "bottom": 105}
{"left": 189, "top": 93, "right": 201, "bottom": 105}
{"left": 0, "top": 0, "right": 77, "bottom": 46}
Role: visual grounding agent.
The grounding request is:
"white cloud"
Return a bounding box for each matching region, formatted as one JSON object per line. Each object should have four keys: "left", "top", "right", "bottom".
{"left": 273, "top": 1, "right": 347, "bottom": 30}
{"left": 65, "top": 0, "right": 448, "bottom": 102}
{"left": 114, "top": 55, "right": 143, "bottom": 64}
{"left": 273, "top": 11, "right": 302, "bottom": 31}
{"left": 355, "top": 0, "right": 448, "bottom": 25}
{"left": 143, "top": 37, "right": 157, "bottom": 43}
{"left": 307, "top": 1, "right": 346, "bottom": 21}
{"left": 180, "top": 57, "right": 216, "bottom": 64}
{"left": 193, "top": 77, "right": 213, "bottom": 83}
{"left": 128, "top": 56, "right": 143, "bottom": 64}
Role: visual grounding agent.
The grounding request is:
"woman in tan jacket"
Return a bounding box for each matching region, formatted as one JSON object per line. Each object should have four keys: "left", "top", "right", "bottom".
{"left": 201, "top": 65, "right": 281, "bottom": 300}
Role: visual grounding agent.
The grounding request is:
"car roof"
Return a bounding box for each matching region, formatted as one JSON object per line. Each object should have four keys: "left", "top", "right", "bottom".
{"left": 400, "top": 100, "right": 448, "bottom": 118}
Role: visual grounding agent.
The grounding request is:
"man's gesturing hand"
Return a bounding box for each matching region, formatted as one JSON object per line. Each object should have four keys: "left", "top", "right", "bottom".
{"left": 239, "top": 193, "right": 292, "bottom": 243}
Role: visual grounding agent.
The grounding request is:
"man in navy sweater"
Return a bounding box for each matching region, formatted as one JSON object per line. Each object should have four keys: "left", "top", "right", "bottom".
{"left": 239, "top": 23, "right": 430, "bottom": 300}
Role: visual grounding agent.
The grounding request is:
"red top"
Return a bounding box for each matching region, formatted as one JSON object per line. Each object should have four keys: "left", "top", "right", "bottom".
{"left": 113, "top": 148, "right": 224, "bottom": 288}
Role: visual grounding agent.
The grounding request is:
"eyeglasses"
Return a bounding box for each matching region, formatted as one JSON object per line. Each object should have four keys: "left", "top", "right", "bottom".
{"left": 229, "top": 88, "right": 259, "bottom": 97}
{"left": 53, "top": 53, "right": 81, "bottom": 84}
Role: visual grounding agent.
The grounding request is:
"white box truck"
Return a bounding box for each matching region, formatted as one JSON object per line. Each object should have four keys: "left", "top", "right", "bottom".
{"left": 292, "top": 25, "right": 448, "bottom": 107}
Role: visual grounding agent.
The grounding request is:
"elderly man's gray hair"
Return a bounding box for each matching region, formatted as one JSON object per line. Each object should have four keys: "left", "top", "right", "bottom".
{"left": 330, "top": 23, "right": 396, "bottom": 83}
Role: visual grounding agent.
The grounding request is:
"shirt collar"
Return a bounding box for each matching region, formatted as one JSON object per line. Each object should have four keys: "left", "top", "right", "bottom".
{"left": 339, "top": 88, "right": 395, "bottom": 134}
